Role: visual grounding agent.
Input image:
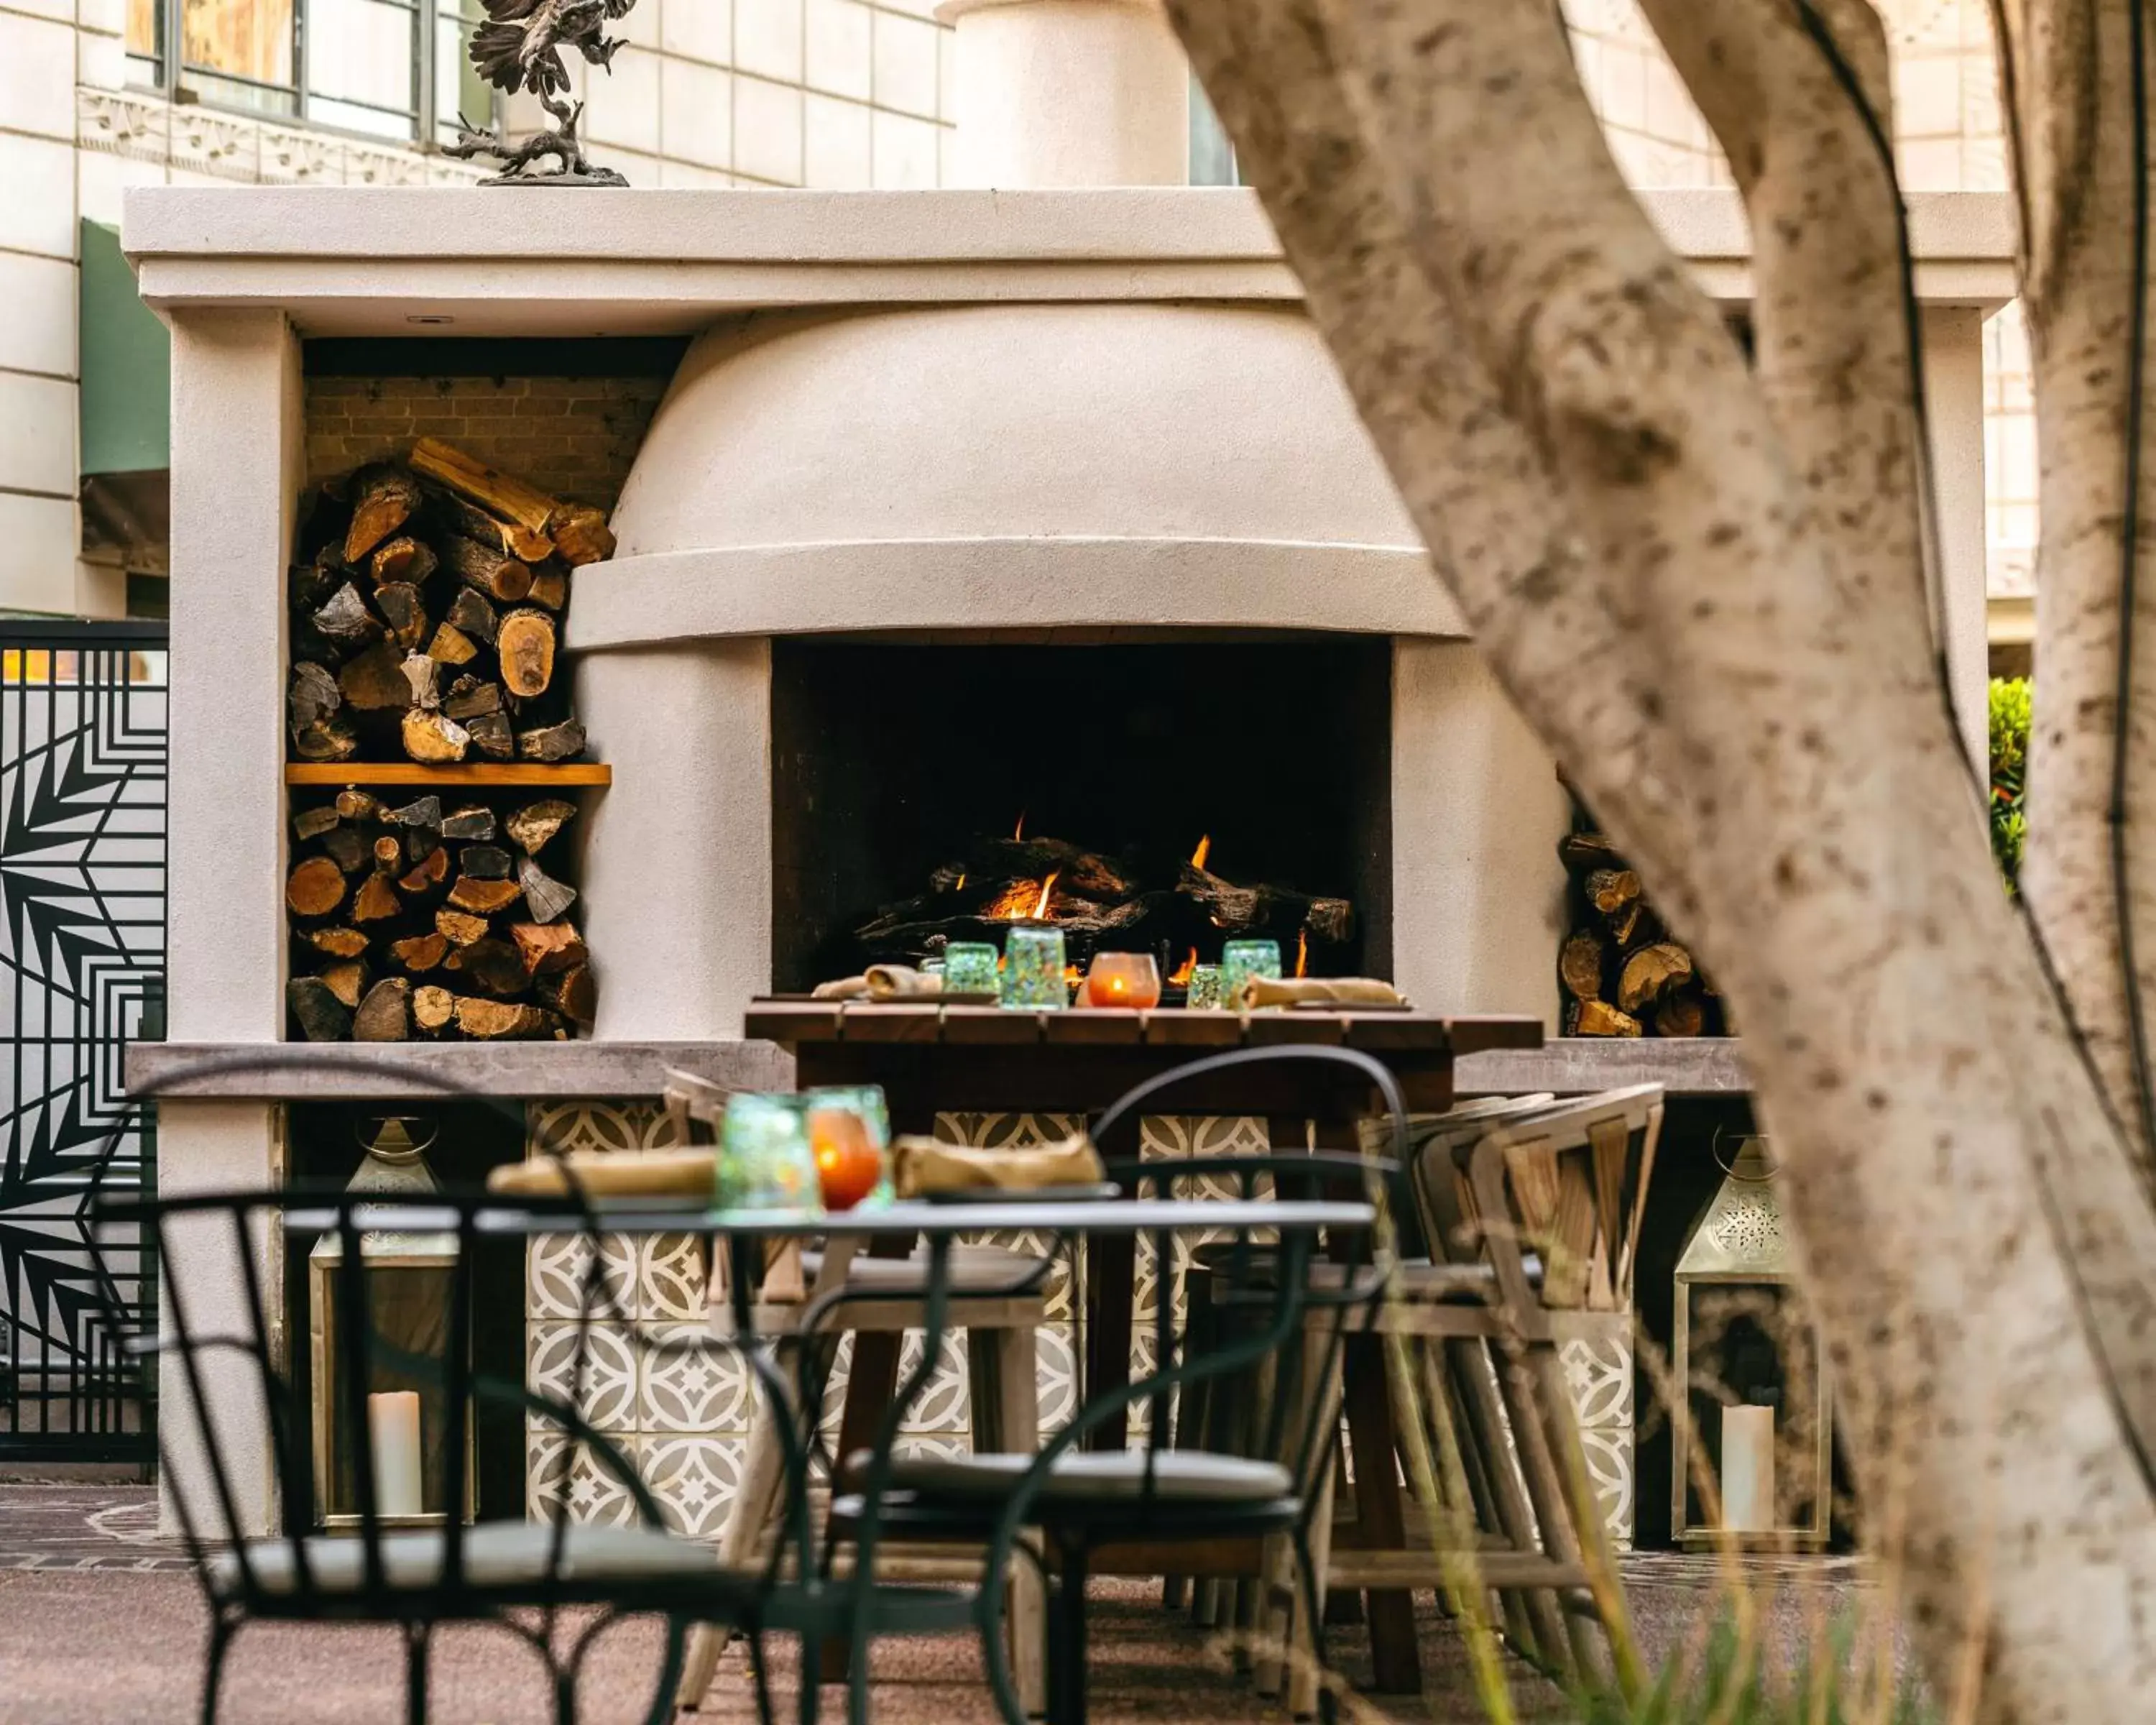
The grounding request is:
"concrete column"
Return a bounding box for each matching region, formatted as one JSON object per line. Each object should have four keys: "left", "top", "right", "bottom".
{"left": 157, "top": 310, "right": 298, "bottom": 1536}
{"left": 1922, "top": 305, "right": 1991, "bottom": 771}
{"left": 939, "top": 0, "right": 1189, "bottom": 188}
{"left": 577, "top": 640, "right": 773, "bottom": 1040}
{"left": 167, "top": 309, "right": 298, "bottom": 1042}
{"left": 1391, "top": 640, "right": 1569, "bottom": 1026}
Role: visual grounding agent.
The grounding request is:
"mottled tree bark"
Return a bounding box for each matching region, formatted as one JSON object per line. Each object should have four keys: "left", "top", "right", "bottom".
{"left": 1991, "top": 1, "right": 2156, "bottom": 1190}
{"left": 1166, "top": 1, "right": 2156, "bottom": 1718}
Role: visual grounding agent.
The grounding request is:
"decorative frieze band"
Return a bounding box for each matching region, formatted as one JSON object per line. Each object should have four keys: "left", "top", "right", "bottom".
{"left": 78, "top": 87, "right": 484, "bottom": 189}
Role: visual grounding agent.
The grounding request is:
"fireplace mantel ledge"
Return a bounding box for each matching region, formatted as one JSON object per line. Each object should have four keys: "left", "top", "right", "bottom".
{"left": 129, "top": 1036, "right": 1751, "bottom": 1101}
{"left": 121, "top": 188, "right": 2016, "bottom": 335}
{"left": 126, "top": 1041, "right": 796, "bottom": 1101}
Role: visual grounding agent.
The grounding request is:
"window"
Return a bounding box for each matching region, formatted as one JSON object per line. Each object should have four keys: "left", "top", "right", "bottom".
{"left": 1189, "top": 70, "right": 1238, "bottom": 187}
{"left": 126, "top": 0, "right": 497, "bottom": 147}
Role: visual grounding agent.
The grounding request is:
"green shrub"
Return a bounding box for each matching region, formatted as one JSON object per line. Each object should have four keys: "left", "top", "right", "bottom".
{"left": 1991, "top": 676, "right": 2031, "bottom": 891}
{"left": 1570, "top": 1613, "right": 1932, "bottom": 1725}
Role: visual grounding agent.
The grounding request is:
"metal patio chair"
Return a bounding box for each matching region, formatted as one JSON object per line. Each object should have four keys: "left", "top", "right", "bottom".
{"left": 91, "top": 1184, "right": 770, "bottom": 1725}
{"left": 827, "top": 1043, "right": 1414, "bottom": 1725}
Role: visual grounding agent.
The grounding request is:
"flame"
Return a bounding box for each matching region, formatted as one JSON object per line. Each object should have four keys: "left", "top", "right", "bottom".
{"left": 1013, "top": 811, "right": 1026, "bottom": 841}
{"left": 954, "top": 871, "right": 966, "bottom": 891}
{"left": 1295, "top": 927, "right": 1309, "bottom": 978}
{"left": 984, "top": 869, "right": 1061, "bottom": 921}
{"left": 1189, "top": 834, "right": 1211, "bottom": 870}
{"left": 1063, "top": 965, "right": 1082, "bottom": 988}
{"left": 1169, "top": 947, "right": 1198, "bottom": 987}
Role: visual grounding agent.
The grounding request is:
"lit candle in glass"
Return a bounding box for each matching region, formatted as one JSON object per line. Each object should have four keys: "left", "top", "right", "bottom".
{"left": 1186, "top": 964, "right": 1225, "bottom": 1010}
{"left": 1085, "top": 952, "right": 1161, "bottom": 1009}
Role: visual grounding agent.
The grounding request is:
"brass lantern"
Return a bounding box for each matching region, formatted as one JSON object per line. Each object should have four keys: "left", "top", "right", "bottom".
{"left": 308, "top": 1118, "right": 474, "bottom": 1530}
{"left": 1670, "top": 1133, "right": 1833, "bottom": 1550}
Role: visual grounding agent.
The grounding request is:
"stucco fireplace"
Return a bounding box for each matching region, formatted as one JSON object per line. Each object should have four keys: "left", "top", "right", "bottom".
{"left": 122, "top": 0, "right": 2011, "bottom": 1550}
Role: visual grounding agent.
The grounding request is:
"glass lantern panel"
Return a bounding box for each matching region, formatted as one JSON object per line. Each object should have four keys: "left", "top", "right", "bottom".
{"left": 1678, "top": 1282, "right": 1829, "bottom": 1542}
{"left": 321, "top": 1263, "right": 459, "bottom": 1523}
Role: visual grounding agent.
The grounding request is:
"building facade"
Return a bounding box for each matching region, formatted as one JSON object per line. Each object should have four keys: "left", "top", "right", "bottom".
{"left": 2, "top": 0, "right": 2030, "bottom": 623}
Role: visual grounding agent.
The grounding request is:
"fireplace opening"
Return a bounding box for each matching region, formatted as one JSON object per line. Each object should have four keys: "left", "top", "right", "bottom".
{"left": 771, "top": 638, "right": 1393, "bottom": 993}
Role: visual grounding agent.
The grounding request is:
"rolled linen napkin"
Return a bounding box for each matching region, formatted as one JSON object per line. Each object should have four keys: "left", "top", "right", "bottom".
{"left": 811, "top": 965, "right": 944, "bottom": 1001}
{"left": 489, "top": 1149, "right": 717, "bottom": 1199}
{"left": 1240, "top": 975, "right": 1409, "bottom": 1011}
{"left": 891, "top": 1133, "right": 1107, "bottom": 1198}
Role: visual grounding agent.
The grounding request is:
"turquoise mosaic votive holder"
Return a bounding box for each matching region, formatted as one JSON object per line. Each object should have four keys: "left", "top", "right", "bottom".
{"left": 1001, "top": 925, "right": 1067, "bottom": 1009}
{"left": 1220, "top": 939, "right": 1283, "bottom": 1010}
{"left": 1185, "top": 963, "right": 1225, "bottom": 1011}
{"left": 717, "top": 1092, "right": 821, "bottom": 1211}
{"left": 943, "top": 942, "right": 1000, "bottom": 998}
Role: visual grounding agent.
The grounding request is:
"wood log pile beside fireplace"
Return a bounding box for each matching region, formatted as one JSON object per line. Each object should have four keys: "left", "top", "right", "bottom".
{"left": 285, "top": 791, "right": 592, "bottom": 1041}
{"left": 279, "top": 435, "right": 613, "bottom": 1042}
{"left": 1557, "top": 828, "right": 1724, "bottom": 1038}
{"left": 286, "top": 439, "right": 608, "bottom": 768}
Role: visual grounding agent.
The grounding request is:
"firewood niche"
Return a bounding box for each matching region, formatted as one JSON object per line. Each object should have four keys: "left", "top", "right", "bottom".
{"left": 1556, "top": 826, "right": 1726, "bottom": 1038}
{"left": 285, "top": 788, "right": 591, "bottom": 1042}
{"left": 287, "top": 438, "right": 611, "bottom": 768}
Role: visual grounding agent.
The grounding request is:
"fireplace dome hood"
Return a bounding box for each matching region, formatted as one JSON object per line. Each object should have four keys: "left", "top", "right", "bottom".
{"left": 568, "top": 300, "right": 1463, "bottom": 650}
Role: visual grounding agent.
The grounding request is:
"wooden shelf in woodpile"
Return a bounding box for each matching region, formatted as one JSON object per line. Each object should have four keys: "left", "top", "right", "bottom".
{"left": 286, "top": 438, "right": 607, "bottom": 770}
{"left": 1554, "top": 828, "right": 1726, "bottom": 1039}
{"left": 285, "top": 788, "right": 593, "bottom": 1044}
{"left": 285, "top": 763, "right": 612, "bottom": 787}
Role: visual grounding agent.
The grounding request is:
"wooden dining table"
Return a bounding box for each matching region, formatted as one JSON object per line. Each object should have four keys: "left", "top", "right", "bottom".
{"left": 743, "top": 998, "right": 1544, "bottom": 1694}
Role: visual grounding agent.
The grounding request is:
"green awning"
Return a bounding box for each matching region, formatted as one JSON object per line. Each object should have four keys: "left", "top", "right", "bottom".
{"left": 78, "top": 218, "right": 170, "bottom": 477}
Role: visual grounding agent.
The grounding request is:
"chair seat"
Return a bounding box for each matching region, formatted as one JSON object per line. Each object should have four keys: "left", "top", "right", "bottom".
{"left": 1200, "top": 1255, "right": 1543, "bottom": 1301}
{"left": 875, "top": 1448, "right": 1294, "bottom": 1506}
{"left": 208, "top": 1522, "right": 725, "bottom": 1598}
{"left": 803, "top": 1243, "right": 1050, "bottom": 1296}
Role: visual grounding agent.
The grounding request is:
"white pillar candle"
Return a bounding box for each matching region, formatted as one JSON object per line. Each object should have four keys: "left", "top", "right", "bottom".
{"left": 367, "top": 1391, "right": 424, "bottom": 1519}
{"left": 1719, "top": 1403, "right": 1776, "bottom": 1534}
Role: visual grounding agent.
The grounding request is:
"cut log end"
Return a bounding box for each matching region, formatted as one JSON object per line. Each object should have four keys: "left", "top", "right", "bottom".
{"left": 496, "top": 609, "right": 557, "bottom": 699}
{"left": 1567, "top": 998, "right": 1643, "bottom": 1038}
{"left": 286, "top": 856, "right": 347, "bottom": 919}
{"left": 507, "top": 799, "right": 576, "bottom": 855}
{"left": 402, "top": 709, "right": 471, "bottom": 764}
{"left": 354, "top": 978, "right": 414, "bottom": 1042}
{"left": 288, "top": 977, "right": 353, "bottom": 1042}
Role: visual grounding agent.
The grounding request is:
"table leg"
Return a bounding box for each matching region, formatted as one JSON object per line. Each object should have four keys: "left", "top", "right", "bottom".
{"left": 1082, "top": 1232, "right": 1135, "bottom": 1453}
{"left": 1304, "top": 1111, "right": 1421, "bottom": 1696}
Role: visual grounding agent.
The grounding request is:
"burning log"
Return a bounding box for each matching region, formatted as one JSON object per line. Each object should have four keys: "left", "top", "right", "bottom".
{"left": 851, "top": 829, "right": 1356, "bottom": 980}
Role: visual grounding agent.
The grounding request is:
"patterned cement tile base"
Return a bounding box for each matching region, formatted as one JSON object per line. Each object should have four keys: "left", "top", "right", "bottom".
{"left": 521, "top": 1102, "right": 1641, "bottom": 1548}
{"left": 0, "top": 1484, "right": 189, "bottom": 1571}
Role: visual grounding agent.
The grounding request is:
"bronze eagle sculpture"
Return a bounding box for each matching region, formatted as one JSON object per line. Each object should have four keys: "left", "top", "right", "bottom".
{"left": 446, "top": 0, "right": 642, "bottom": 185}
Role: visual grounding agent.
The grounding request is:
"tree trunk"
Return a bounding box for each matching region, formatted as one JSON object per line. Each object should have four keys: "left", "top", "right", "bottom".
{"left": 1166, "top": 2, "right": 2156, "bottom": 1716}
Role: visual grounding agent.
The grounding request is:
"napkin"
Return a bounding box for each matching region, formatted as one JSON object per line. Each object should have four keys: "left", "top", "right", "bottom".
{"left": 890, "top": 1133, "right": 1107, "bottom": 1198}
{"left": 1240, "top": 976, "right": 1409, "bottom": 1010}
{"left": 811, "top": 964, "right": 944, "bottom": 1001}
{"left": 489, "top": 1149, "right": 717, "bottom": 1199}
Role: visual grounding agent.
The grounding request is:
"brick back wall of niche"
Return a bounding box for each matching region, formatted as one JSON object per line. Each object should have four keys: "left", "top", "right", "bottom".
{"left": 303, "top": 374, "right": 668, "bottom": 508}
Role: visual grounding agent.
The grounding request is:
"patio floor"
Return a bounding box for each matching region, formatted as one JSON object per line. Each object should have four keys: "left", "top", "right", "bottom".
{"left": 0, "top": 1484, "right": 1875, "bottom": 1725}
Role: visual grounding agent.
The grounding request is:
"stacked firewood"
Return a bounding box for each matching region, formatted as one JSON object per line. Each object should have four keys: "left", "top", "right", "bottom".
{"left": 287, "top": 439, "right": 612, "bottom": 765}
{"left": 285, "top": 792, "right": 594, "bottom": 1041}
{"left": 1556, "top": 831, "right": 1723, "bottom": 1037}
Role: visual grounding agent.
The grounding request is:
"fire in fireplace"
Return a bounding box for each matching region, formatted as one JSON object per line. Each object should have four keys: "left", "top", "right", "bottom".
{"left": 770, "top": 638, "right": 1393, "bottom": 993}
